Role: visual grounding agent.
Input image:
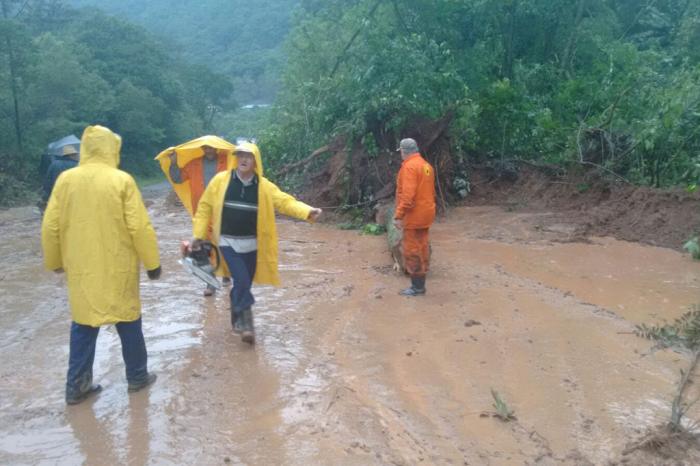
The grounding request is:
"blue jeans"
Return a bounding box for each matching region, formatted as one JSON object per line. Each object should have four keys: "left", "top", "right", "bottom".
{"left": 220, "top": 247, "right": 257, "bottom": 318}
{"left": 66, "top": 318, "right": 148, "bottom": 398}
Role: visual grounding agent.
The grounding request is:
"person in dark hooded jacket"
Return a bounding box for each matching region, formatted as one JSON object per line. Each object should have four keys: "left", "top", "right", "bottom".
{"left": 43, "top": 144, "right": 79, "bottom": 203}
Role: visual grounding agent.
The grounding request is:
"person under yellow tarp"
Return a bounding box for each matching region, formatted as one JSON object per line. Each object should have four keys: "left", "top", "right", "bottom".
{"left": 155, "top": 135, "right": 235, "bottom": 295}
{"left": 190, "top": 141, "right": 323, "bottom": 344}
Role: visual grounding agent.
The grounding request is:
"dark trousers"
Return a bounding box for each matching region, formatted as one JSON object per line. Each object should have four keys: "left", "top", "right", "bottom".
{"left": 220, "top": 247, "right": 257, "bottom": 318}
{"left": 66, "top": 318, "right": 148, "bottom": 398}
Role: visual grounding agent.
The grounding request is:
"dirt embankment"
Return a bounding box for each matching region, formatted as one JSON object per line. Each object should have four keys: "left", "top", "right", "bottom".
{"left": 465, "top": 165, "right": 700, "bottom": 250}
{"left": 294, "top": 139, "right": 700, "bottom": 252}
{"left": 287, "top": 124, "right": 699, "bottom": 252}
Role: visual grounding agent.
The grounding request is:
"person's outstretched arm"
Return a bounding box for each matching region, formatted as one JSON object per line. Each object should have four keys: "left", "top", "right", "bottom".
{"left": 268, "top": 180, "right": 321, "bottom": 221}
{"left": 168, "top": 152, "right": 186, "bottom": 183}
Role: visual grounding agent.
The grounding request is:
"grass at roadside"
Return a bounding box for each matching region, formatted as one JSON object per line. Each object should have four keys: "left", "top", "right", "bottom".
{"left": 134, "top": 173, "right": 164, "bottom": 189}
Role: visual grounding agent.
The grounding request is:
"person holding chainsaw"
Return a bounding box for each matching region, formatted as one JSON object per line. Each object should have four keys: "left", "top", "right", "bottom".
{"left": 41, "top": 125, "right": 161, "bottom": 405}
{"left": 190, "top": 141, "right": 322, "bottom": 344}
{"left": 169, "top": 144, "right": 231, "bottom": 296}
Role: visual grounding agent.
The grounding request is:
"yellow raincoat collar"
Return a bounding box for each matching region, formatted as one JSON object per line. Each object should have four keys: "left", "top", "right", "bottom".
{"left": 79, "top": 125, "right": 122, "bottom": 168}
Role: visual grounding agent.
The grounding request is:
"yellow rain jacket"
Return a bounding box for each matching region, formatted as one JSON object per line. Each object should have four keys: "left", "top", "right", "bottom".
{"left": 154, "top": 135, "right": 236, "bottom": 217}
{"left": 192, "top": 142, "right": 312, "bottom": 286}
{"left": 42, "top": 125, "right": 160, "bottom": 327}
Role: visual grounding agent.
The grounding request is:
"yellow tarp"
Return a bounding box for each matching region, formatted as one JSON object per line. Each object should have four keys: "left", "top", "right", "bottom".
{"left": 154, "top": 135, "right": 237, "bottom": 217}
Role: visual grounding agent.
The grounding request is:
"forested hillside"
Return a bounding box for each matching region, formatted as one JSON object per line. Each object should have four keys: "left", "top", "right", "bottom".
{"left": 2, "top": 0, "right": 700, "bottom": 208}
{"left": 66, "top": 0, "right": 298, "bottom": 103}
{"left": 0, "top": 0, "right": 235, "bottom": 204}
{"left": 263, "top": 0, "right": 700, "bottom": 197}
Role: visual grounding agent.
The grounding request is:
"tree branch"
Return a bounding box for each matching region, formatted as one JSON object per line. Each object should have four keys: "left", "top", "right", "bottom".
{"left": 330, "top": 0, "right": 384, "bottom": 78}
{"left": 276, "top": 145, "right": 332, "bottom": 176}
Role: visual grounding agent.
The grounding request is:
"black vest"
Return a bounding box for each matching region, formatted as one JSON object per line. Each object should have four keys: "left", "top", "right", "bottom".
{"left": 220, "top": 174, "right": 258, "bottom": 237}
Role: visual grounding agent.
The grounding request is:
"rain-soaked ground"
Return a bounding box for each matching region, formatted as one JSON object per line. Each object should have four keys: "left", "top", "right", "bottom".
{"left": 1, "top": 188, "right": 699, "bottom": 465}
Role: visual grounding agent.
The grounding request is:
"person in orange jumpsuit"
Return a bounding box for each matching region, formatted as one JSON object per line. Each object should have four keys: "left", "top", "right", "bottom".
{"left": 169, "top": 145, "right": 229, "bottom": 214}
{"left": 393, "top": 138, "right": 436, "bottom": 296}
{"left": 169, "top": 144, "right": 230, "bottom": 295}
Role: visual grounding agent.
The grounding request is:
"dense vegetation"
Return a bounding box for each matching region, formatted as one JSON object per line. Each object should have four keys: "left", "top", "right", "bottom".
{"left": 263, "top": 0, "right": 700, "bottom": 190}
{"left": 0, "top": 0, "right": 236, "bottom": 204}
{"left": 2, "top": 0, "right": 700, "bottom": 207}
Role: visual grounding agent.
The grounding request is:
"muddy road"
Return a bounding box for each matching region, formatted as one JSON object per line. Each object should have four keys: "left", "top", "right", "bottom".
{"left": 1, "top": 191, "right": 699, "bottom": 465}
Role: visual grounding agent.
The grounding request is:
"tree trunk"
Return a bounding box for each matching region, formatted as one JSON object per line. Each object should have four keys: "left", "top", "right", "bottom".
{"left": 1, "top": 0, "right": 24, "bottom": 154}
{"left": 561, "top": 0, "right": 586, "bottom": 75}
{"left": 500, "top": 0, "right": 518, "bottom": 80}
{"left": 670, "top": 350, "right": 700, "bottom": 430}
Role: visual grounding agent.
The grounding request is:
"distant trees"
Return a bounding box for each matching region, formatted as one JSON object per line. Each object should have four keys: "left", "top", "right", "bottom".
{"left": 65, "top": 0, "right": 298, "bottom": 104}
{"left": 0, "top": 0, "right": 235, "bottom": 201}
{"left": 3, "top": 0, "right": 699, "bottom": 207}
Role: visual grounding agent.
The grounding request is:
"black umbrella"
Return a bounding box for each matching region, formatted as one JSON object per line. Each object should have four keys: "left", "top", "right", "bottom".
{"left": 48, "top": 134, "right": 80, "bottom": 156}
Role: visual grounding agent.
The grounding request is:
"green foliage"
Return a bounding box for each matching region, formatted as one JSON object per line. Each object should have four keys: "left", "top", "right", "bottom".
{"left": 217, "top": 106, "right": 272, "bottom": 144}
{"left": 635, "top": 307, "right": 700, "bottom": 353}
{"left": 267, "top": 0, "right": 467, "bottom": 162}
{"left": 0, "top": 171, "right": 36, "bottom": 207}
{"left": 635, "top": 306, "right": 700, "bottom": 431}
{"left": 0, "top": 1, "right": 235, "bottom": 200}
{"left": 65, "top": 0, "right": 296, "bottom": 103}
{"left": 361, "top": 223, "right": 386, "bottom": 235}
{"left": 262, "top": 0, "right": 700, "bottom": 190}
{"left": 5, "top": 0, "right": 700, "bottom": 206}
{"left": 683, "top": 237, "right": 700, "bottom": 261}
{"left": 337, "top": 222, "right": 360, "bottom": 231}
{"left": 576, "top": 183, "right": 591, "bottom": 193}
{"left": 490, "top": 388, "right": 516, "bottom": 422}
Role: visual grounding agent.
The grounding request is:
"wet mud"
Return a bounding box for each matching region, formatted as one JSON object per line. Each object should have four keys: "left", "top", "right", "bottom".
{"left": 1, "top": 194, "right": 699, "bottom": 465}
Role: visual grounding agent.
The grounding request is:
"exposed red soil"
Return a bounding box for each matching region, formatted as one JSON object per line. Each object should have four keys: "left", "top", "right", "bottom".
{"left": 465, "top": 165, "right": 700, "bottom": 250}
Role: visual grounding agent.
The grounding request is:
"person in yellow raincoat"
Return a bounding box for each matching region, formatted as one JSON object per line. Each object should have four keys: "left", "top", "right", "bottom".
{"left": 191, "top": 141, "right": 322, "bottom": 344}
{"left": 155, "top": 136, "right": 235, "bottom": 296}
{"left": 42, "top": 125, "right": 161, "bottom": 405}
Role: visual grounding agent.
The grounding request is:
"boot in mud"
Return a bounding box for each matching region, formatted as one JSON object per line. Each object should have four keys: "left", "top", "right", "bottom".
{"left": 66, "top": 384, "right": 102, "bottom": 405}
{"left": 399, "top": 276, "right": 426, "bottom": 296}
{"left": 240, "top": 307, "right": 255, "bottom": 344}
{"left": 231, "top": 305, "right": 243, "bottom": 334}
{"left": 127, "top": 373, "right": 157, "bottom": 393}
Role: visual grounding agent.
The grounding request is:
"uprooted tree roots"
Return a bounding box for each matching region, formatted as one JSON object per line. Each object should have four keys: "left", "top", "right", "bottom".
{"left": 275, "top": 114, "right": 460, "bottom": 218}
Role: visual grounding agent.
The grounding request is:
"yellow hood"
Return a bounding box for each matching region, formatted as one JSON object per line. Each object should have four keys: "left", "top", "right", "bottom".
{"left": 42, "top": 125, "right": 160, "bottom": 327}
{"left": 233, "top": 141, "right": 264, "bottom": 177}
{"left": 154, "top": 134, "right": 235, "bottom": 167}
{"left": 80, "top": 125, "right": 122, "bottom": 168}
{"left": 154, "top": 135, "right": 237, "bottom": 217}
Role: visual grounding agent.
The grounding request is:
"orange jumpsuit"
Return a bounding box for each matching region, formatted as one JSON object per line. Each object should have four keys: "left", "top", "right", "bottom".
{"left": 178, "top": 153, "right": 229, "bottom": 214}
{"left": 394, "top": 152, "right": 436, "bottom": 278}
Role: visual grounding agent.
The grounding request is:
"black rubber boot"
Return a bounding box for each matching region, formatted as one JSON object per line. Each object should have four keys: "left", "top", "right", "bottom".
{"left": 240, "top": 307, "right": 255, "bottom": 344}
{"left": 399, "top": 276, "right": 426, "bottom": 296}
{"left": 127, "top": 373, "right": 157, "bottom": 393}
{"left": 66, "top": 384, "right": 102, "bottom": 405}
{"left": 231, "top": 305, "right": 243, "bottom": 334}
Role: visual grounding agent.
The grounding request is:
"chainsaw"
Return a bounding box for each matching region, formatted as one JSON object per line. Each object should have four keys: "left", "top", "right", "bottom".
{"left": 179, "top": 240, "right": 222, "bottom": 289}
